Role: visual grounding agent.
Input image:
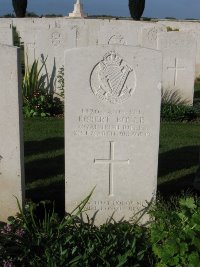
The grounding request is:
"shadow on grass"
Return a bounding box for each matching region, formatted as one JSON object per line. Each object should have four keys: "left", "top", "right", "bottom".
{"left": 25, "top": 155, "right": 64, "bottom": 183}
{"left": 158, "top": 173, "right": 196, "bottom": 198}
{"left": 24, "top": 137, "right": 64, "bottom": 156}
{"left": 158, "top": 146, "right": 199, "bottom": 177}
{"left": 158, "top": 145, "right": 200, "bottom": 198}
{"left": 26, "top": 179, "right": 65, "bottom": 217}
{"left": 24, "top": 136, "right": 65, "bottom": 216}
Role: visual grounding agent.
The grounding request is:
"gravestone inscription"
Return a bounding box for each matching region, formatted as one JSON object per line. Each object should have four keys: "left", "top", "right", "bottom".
{"left": 65, "top": 45, "right": 162, "bottom": 225}
{"left": 0, "top": 44, "right": 24, "bottom": 222}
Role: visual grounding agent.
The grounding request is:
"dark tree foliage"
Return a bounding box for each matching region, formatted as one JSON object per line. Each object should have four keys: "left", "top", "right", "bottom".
{"left": 129, "top": 0, "right": 145, "bottom": 21}
{"left": 12, "top": 0, "right": 27, "bottom": 18}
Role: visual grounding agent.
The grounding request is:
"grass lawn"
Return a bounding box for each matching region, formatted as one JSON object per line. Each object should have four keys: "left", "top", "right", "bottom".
{"left": 24, "top": 118, "right": 65, "bottom": 215}
{"left": 24, "top": 117, "right": 200, "bottom": 214}
{"left": 158, "top": 122, "right": 200, "bottom": 197}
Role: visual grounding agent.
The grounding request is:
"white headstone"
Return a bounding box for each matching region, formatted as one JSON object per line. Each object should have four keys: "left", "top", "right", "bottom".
{"left": 158, "top": 32, "right": 196, "bottom": 105}
{"left": 140, "top": 25, "right": 166, "bottom": 49}
{"left": 0, "top": 44, "right": 24, "bottom": 222}
{"left": 12, "top": 18, "right": 96, "bottom": 94}
{"left": 157, "top": 20, "right": 200, "bottom": 78}
{"left": 0, "top": 21, "right": 13, "bottom": 45}
{"left": 98, "top": 20, "right": 149, "bottom": 46}
{"left": 65, "top": 45, "right": 162, "bottom": 225}
{"left": 33, "top": 26, "right": 77, "bottom": 94}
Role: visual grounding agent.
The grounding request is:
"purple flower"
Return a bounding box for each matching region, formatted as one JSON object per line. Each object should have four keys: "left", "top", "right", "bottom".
{"left": 3, "top": 261, "right": 14, "bottom": 267}
{"left": 1, "top": 224, "right": 12, "bottom": 234}
{"left": 15, "top": 228, "right": 25, "bottom": 237}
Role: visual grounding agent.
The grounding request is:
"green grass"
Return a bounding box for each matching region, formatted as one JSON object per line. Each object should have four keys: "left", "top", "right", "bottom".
{"left": 158, "top": 122, "right": 200, "bottom": 197}
{"left": 24, "top": 118, "right": 65, "bottom": 215}
{"left": 24, "top": 118, "right": 200, "bottom": 213}
{"left": 158, "top": 80, "right": 200, "bottom": 196}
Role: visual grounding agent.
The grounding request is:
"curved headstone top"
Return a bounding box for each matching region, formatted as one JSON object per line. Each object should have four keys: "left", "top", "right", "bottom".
{"left": 64, "top": 45, "right": 162, "bottom": 225}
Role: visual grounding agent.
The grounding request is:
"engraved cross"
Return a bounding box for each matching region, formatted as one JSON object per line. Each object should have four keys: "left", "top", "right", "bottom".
{"left": 167, "top": 58, "right": 185, "bottom": 86}
{"left": 94, "top": 141, "right": 130, "bottom": 197}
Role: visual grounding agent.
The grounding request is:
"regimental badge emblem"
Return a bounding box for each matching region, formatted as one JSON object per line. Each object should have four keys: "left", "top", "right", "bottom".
{"left": 90, "top": 51, "right": 136, "bottom": 104}
{"left": 51, "top": 32, "right": 62, "bottom": 47}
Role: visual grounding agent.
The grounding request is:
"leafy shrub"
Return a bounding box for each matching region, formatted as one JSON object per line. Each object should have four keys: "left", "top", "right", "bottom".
{"left": 150, "top": 196, "right": 200, "bottom": 266}
{"left": 0, "top": 197, "right": 153, "bottom": 267}
{"left": 22, "top": 58, "right": 63, "bottom": 118}
{"left": 64, "top": 221, "right": 152, "bottom": 267}
{"left": 161, "top": 89, "right": 189, "bottom": 106}
{"left": 23, "top": 92, "right": 63, "bottom": 118}
{"left": 161, "top": 104, "right": 198, "bottom": 122}
{"left": 22, "top": 57, "right": 48, "bottom": 100}
{"left": 3, "top": 194, "right": 200, "bottom": 267}
{"left": 161, "top": 88, "right": 199, "bottom": 121}
{"left": 56, "top": 65, "right": 64, "bottom": 99}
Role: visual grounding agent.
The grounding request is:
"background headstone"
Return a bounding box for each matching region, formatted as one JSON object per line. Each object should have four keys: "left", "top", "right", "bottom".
{"left": 157, "top": 20, "right": 200, "bottom": 78}
{"left": 0, "top": 44, "right": 24, "bottom": 222}
{"left": 98, "top": 20, "right": 149, "bottom": 46}
{"left": 12, "top": 18, "right": 93, "bottom": 94}
{"left": 158, "top": 31, "right": 196, "bottom": 105}
{"left": 0, "top": 19, "right": 13, "bottom": 45}
{"left": 140, "top": 25, "right": 167, "bottom": 49}
{"left": 65, "top": 45, "right": 162, "bottom": 225}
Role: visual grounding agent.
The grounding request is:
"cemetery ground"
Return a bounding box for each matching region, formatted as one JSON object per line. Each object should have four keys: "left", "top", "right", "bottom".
{"left": 7, "top": 83, "right": 198, "bottom": 266}
{"left": 1, "top": 28, "right": 200, "bottom": 264}
{"left": 1, "top": 13, "right": 200, "bottom": 265}
{"left": 24, "top": 116, "right": 200, "bottom": 211}
{"left": 1, "top": 79, "right": 200, "bottom": 267}
{"left": 24, "top": 82, "right": 200, "bottom": 212}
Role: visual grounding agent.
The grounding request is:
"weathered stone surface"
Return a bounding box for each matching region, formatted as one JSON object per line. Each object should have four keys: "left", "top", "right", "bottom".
{"left": 6, "top": 17, "right": 200, "bottom": 79}
{"left": 98, "top": 20, "right": 145, "bottom": 46}
{"left": 32, "top": 25, "right": 77, "bottom": 93}
{"left": 10, "top": 19, "right": 151, "bottom": 93}
{"left": 158, "top": 31, "right": 196, "bottom": 105}
{"left": 0, "top": 20, "right": 13, "bottom": 45}
{"left": 65, "top": 45, "right": 162, "bottom": 225}
{"left": 157, "top": 20, "right": 200, "bottom": 77}
{"left": 12, "top": 18, "right": 93, "bottom": 94}
{"left": 140, "top": 24, "right": 166, "bottom": 49}
{"left": 0, "top": 44, "right": 24, "bottom": 222}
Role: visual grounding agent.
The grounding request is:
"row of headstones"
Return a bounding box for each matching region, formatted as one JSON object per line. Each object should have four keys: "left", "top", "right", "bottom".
{"left": 0, "top": 41, "right": 161, "bottom": 224}
{"left": 0, "top": 18, "right": 199, "bottom": 104}
{"left": 0, "top": 18, "right": 199, "bottom": 224}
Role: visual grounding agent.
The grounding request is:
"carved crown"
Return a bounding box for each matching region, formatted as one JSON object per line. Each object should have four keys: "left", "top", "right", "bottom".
{"left": 102, "top": 51, "right": 122, "bottom": 67}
